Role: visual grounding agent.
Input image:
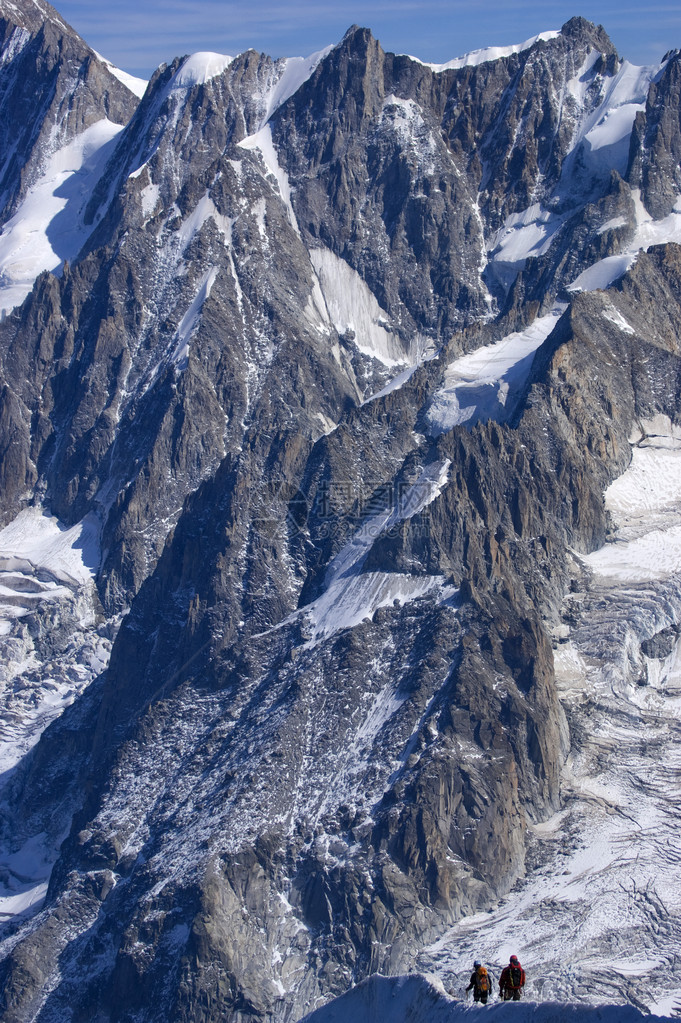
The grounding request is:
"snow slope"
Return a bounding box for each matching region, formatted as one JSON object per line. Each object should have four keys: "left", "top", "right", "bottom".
{"left": 0, "top": 119, "right": 124, "bottom": 313}
{"left": 310, "top": 247, "right": 414, "bottom": 367}
{"left": 301, "top": 973, "right": 676, "bottom": 1023}
{"left": 95, "top": 53, "right": 147, "bottom": 98}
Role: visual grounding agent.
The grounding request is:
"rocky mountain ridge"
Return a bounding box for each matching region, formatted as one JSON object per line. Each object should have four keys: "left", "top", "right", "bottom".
{"left": 0, "top": 4, "right": 680, "bottom": 1021}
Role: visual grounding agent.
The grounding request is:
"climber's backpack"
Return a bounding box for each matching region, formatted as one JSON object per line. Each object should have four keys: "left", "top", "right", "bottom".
{"left": 477, "top": 967, "right": 489, "bottom": 993}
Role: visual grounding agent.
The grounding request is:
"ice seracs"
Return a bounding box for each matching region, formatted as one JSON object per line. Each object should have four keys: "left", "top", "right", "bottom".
{"left": 0, "top": 507, "right": 108, "bottom": 927}
{"left": 581, "top": 416, "right": 681, "bottom": 582}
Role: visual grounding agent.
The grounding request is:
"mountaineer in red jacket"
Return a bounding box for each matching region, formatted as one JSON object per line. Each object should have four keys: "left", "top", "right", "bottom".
{"left": 499, "top": 955, "right": 525, "bottom": 1000}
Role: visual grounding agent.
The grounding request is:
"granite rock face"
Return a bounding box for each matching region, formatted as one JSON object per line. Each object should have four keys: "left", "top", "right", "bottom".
{"left": 0, "top": 5, "right": 681, "bottom": 1022}
{"left": 629, "top": 52, "right": 681, "bottom": 219}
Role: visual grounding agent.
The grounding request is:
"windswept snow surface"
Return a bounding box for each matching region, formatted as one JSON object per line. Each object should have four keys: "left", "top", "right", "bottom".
{"left": 407, "top": 31, "right": 560, "bottom": 72}
{"left": 301, "top": 973, "right": 675, "bottom": 1023}
{"left": 418, "top": 417, "right": 681, "bottom": 1015}
{"left": 0, "top": 118, "right": 124, "bottom": 313}
{"left": 0, "top": 508, "right": 110, "bottom": 926}
{"left": 426, "top": 306, "right": 565, "bottom": 435}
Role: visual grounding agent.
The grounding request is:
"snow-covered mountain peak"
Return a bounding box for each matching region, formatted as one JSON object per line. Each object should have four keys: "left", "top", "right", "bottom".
{"left": 170, "top": 51, "right": 235, "bottom": 90}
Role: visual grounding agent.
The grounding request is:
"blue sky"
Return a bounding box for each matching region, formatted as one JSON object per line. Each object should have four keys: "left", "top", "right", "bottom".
{"left": 54, "top": 1, "right": 679, "bottom": 79}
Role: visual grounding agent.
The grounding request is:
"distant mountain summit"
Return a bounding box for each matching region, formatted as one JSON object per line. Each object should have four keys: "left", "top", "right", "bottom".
{"left": 0, "top": 0, "right": 140, "bottom": 310}
{"left": 1, "top": 4, "right": 681, "bottom": 1022}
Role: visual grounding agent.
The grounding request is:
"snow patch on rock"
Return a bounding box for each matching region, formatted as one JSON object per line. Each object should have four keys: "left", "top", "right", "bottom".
{"left": 426, "top": 305, "right": 565, "bottom": 434}
{"left": 0, "top": 118, "right": 124, "bottom": 313}
{"left": 310, "top": 247, "right": 411, "bottom": 368}
{"left": 172, "top": 266, "right": 218, "bottom": 369}
{"left": 0, "top": 508, "right": 110, "bottom": 927}
{"left": 569, "top": 190, "right": 681, "bottom": 292}
{"left": 564, "top": 58, "right": 663, "bottom": 183}
{"left": 239, "top": 124, "right": 299, "bottom": 233}
{"left": 488, "top": 58, "right": 667, "bottom": 294}
{"left": 299, "top": 461, "right": 453, "bottom": 645}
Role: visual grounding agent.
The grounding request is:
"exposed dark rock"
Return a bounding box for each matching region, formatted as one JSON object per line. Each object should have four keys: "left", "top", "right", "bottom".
{"left": 628, "top": 53, "right": 681, "bottom": 219}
